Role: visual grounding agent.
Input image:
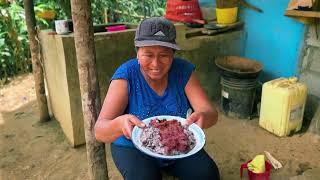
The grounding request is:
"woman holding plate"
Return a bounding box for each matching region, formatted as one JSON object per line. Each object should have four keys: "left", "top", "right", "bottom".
{"left": 95, "top": 17, "right": 220, "bottom": 180}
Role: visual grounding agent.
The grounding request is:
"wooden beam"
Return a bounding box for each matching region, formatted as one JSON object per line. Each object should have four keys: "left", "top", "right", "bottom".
{"left": 285, "top": 10, "right": 320, "bottom": 18}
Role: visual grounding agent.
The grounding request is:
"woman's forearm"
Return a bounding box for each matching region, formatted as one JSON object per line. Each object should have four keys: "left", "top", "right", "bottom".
{"left": 94, "top": 118, "right": 123, "bottom": 143}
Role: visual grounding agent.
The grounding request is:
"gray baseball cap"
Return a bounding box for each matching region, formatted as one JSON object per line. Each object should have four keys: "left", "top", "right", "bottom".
{"left": 134, "top": 17, "right": 180, "bottom": 50}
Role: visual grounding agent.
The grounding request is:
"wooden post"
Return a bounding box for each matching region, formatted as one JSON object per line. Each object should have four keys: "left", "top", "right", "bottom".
{"left": 70, "top": 0, "right": 108, "bottom": 179}
{"left": 104, "top": 8, "right": 109, "bottom": 23}
{"left": 23, "top": 0, "right": 50, "bottom": 122}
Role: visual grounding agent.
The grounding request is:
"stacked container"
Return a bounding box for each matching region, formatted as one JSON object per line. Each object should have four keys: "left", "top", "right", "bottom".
{"left": 215, "top": 56, "right": 262, "bottom": 119}
{"left": 259, "top": 77, "right": 307, "bottom": 137}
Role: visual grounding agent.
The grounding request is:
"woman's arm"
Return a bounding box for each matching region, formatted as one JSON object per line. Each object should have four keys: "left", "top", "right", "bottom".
{"left": 94, "top": 79, "right": 145, "bottom": 143}
{"left": 184, "top": 72, "right": 218, "bottom": 129}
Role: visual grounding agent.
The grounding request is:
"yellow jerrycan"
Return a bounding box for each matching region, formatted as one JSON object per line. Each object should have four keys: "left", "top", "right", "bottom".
{"left": 259, "top": 77, "right": 307, "bottom": 137}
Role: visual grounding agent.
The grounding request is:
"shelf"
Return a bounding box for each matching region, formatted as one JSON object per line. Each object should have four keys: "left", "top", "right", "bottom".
{"left": 285, "top": 10, "right": 320, "bottom": 18}
{"left": 285, "top": 10, "right": 320, "bottom": 24}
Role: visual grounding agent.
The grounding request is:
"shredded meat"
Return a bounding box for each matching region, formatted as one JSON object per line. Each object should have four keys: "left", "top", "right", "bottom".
{"left": 140, "top": 119, "right": 196, "bottom": 156}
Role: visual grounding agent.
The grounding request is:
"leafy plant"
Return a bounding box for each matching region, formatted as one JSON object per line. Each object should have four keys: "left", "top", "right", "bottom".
{"left": 91, "top": 0, "right": 166, "bottom": 24}
{"left": 0, "top": 0, "right": 166, "bottom": 85}
{"left": 0, "top": 1, "right": 30, "bottom": 84}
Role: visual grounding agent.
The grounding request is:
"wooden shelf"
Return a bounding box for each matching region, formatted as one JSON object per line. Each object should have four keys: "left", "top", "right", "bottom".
{"left": 285, "top": 10, "right": 320, "bottom": 24}
{"left": 285, "top": 10, "right": 320, "bottom": 18}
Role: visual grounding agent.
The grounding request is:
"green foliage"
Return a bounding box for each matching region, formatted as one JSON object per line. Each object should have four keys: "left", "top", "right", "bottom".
{"left": 0, "top": 0, "right": 165, "bottom": 85}
{"left": 92, "top": 0, "right": 166, "bottom": 24}
{"left": 0, "top": 1, "right": 30, "bottom": 84}
{"left": 116, "top": 0, "right": 166, "bottom": 23}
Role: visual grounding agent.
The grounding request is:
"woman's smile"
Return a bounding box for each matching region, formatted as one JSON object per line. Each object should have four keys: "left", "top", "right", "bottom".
{"left": 150, "top": 69, "right": 161, "bottom": 75}
{"left": 137, "top": 46, "right": 174, "bottom": 81}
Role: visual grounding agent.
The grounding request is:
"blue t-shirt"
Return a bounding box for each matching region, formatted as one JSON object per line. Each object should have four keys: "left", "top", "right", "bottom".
{"left": 111, "top": 57, "right": 195, "bottom": 147}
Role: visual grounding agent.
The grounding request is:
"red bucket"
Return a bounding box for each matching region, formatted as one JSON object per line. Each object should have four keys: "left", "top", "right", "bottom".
{"left": 165, "top": 0, "right": 203, "bottom": 23}
{"left": 240, "top": 160, "right": 272, "bottom": 180}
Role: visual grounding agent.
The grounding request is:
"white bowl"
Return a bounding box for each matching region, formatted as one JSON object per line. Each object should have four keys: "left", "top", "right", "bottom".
{"left": 131, "top": 115, "right": 206, "bottom": 159}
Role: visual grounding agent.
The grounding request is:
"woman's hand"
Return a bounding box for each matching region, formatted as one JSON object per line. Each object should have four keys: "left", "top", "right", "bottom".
{"left": 118, "top": 114, "right": 146, "bottom": 139}
{"left": 185, "top": 112, "right": 205, "bottom": 128}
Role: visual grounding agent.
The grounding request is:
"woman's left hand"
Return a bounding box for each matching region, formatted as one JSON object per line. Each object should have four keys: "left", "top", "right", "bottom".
{"left": 185, "top": 112, "right": 205, "bottom": 128}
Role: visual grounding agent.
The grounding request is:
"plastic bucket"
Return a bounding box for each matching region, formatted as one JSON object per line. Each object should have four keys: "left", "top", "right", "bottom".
{"left": 165, "top": 0, "right": 203, "bottom": 23}
{"left": 240, "top": 160, "right": 272, "bottom": 180}
{"left": 216, "top": 7, "right": 238, "bottom": 24}
{"left": 221, "top": 76, "right": 257, "bottom": 119}
{"left": 199, "top": 0, "right": 216, "bottom": 22}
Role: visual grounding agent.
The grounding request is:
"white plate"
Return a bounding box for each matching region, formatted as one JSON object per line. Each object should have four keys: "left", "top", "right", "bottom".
{"left": 131, "top": 115, "right": 206, "bottom": 159}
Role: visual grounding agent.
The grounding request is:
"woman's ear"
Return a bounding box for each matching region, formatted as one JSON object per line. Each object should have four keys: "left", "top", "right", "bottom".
{"left": 136, "top": 50, "right": 140, "bottom": 64}
{"left": 136, "top": 47, "right": 142, "bottom": 59}
{"left": 135, "top": 47, "right": 139, "bottom": 59}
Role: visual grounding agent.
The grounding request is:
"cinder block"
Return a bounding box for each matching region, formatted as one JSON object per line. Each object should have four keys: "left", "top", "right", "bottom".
{"left": 306, "top": 25, "right": 320, "bottom": 48}
{"left": 308, "top": 104, "right": 320, "bottom": 135}
{"left": 300, "top": 71, "right": 320, "bottom": 96}
{"left": 309, "top": 47, "right": 320, "bottom": 73}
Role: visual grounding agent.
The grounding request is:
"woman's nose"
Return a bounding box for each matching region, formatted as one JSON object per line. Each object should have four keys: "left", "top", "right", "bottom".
{"left": 150, "top": 58, "right": 160, "bottom": 67}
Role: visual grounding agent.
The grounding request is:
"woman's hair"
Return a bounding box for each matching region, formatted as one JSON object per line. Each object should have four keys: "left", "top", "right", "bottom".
{"left": 135, "top": 47, "right": 176, "bottom": 54}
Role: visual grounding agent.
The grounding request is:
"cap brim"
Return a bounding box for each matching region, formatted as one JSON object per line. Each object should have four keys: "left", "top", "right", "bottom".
{"left": 135, "top": 40, "right": 181, "bottom": 50}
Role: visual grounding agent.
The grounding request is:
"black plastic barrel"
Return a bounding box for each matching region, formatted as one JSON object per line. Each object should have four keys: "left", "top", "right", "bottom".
{"left": 215, "top": 56, "right": 262, "bottom": 119}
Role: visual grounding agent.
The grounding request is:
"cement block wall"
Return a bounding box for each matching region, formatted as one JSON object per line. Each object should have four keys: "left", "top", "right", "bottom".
{"left": 40, "top": 32, "right": 80, "bottom": 145}
{"left": 299, "top": 24, "right": 320, "bottom": 135}
{"left": 40, "top": 26, "right": 244, "bottom": 146}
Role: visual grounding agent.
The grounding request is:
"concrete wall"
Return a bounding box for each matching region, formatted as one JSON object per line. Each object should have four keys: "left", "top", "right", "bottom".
{"left": 40, "top": 32, "right": 79, "bottom": 146}
{"left": 176, "top": 32, "right": 245, "bottom": 101}
{"left": 40, "top": 29, "right": 137, "bottom": 146}
{"left": 299, "top": 24, "right": 320, "bottom": 134}
{"left": 239, "top": 1, "right": 320, "bottom": 134}
{"left": 40, "top": 26, "right": 244, "bottom": 146}
{"left": 240, "top": 0, "right": 305, "bottom": 82}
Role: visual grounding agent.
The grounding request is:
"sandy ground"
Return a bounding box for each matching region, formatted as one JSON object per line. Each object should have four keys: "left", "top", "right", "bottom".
{"left": 1, "top": 74, "right": 320, "bottom": 180}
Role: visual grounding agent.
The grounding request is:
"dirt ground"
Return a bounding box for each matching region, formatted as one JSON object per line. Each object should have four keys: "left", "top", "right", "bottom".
{"left": 1, "top": 74, "right": 320, "bottom": 180}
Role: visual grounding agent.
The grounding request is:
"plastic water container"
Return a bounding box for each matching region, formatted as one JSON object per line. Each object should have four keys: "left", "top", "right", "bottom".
{"left": 259, "top": 77, "right": 307, "bottom": 137}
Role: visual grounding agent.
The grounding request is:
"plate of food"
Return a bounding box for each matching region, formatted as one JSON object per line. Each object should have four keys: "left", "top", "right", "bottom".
{"left": 131, "top": 115, "right": 206, "bottom": 159}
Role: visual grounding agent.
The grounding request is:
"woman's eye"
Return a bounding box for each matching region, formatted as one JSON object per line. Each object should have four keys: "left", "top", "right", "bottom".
{"left": 145, "top": 55, "right": 153, "bottom": 58}
{"left": 160, "top": 54, "right": 169, "bottom": 58}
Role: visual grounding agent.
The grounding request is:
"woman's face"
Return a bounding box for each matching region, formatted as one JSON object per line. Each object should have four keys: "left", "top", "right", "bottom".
{"left": 137, "top": 46, "right": 174, "bottom": 81}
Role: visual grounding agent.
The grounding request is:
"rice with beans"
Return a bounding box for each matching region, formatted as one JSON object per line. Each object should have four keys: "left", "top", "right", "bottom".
{"left": 140, "top": 119, "right": 196, "bottom": 156}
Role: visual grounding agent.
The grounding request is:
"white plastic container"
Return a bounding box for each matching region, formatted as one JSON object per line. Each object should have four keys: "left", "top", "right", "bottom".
{"left": 55, "top": 20, "right": 70, "bottom": 34}
{"left": 199, "top": 0, "right": 216, "bottom": 21}
{"left": 259, "top": 77, "right": 307, "bottom": 137}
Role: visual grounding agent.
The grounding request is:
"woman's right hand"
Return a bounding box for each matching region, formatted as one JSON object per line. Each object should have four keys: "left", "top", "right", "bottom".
{"left": 118, "top": 114, "right": 146, "bottom": 139}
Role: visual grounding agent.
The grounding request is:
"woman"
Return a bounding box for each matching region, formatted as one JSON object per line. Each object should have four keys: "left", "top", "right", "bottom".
{"left": 95, "top": 17, "right": 220, "bottom": 180}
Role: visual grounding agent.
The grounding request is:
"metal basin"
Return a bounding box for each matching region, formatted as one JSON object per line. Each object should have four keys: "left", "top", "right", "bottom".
{"left": 215, "top": 56, "right": 262, "bottom": 79}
